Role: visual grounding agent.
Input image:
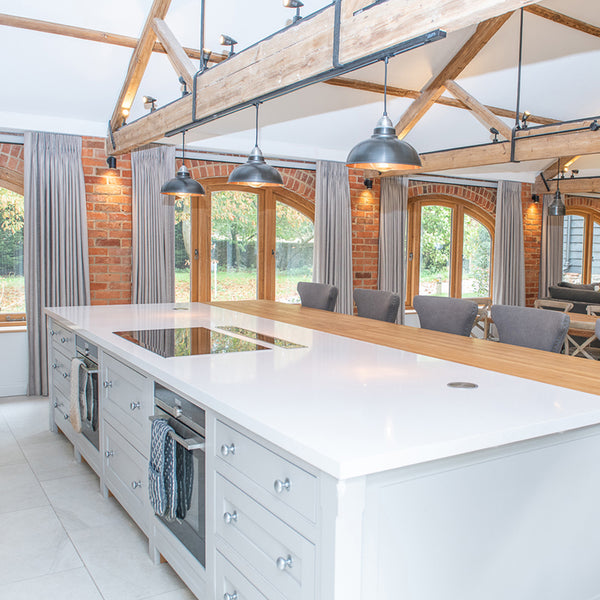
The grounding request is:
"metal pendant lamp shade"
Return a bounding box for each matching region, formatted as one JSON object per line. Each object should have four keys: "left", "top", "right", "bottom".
{"left": 548, "top": 158, "right": 566, "bottom": 217}
{"left": 228, "top": 103, "right": 283, "bottom": 188}
{"left": 161, "top": 132, "right": 205, "bottom": 197}
{"left": 346, "top": 57, "right": 421, "bottom": 172}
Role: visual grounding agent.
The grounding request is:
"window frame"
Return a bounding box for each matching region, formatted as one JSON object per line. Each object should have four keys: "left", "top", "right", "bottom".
{"left": 406, "top": 196, "right": 494, "bottom": 307}
{"left": 188, "top": 178, "right": 314, "bottom": 302}
{"left": 0, "top": 176, "right": 26, "bottom": 328}
{"left": 564, "top": 207, "right": 600, "bottom": 284}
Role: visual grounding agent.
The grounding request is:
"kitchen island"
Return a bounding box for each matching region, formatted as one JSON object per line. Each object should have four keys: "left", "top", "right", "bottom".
{"left": 45, "top": 301, "right": 600, "bottom": 600}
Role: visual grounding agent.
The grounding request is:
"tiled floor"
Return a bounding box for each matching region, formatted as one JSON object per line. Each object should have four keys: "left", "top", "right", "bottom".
{"left": 0, "top": 395, "right": 196, "bottom": 600}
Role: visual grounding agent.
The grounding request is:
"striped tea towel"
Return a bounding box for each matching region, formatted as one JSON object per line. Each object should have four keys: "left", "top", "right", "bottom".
{"left": 69, "top": 358, "right": 86, "bottom": 433}
{"left": 149, "top": 418, "right": 178, "bottom": 520}
{"left": 176, "top": 442, "right": 194, "bottom": 520}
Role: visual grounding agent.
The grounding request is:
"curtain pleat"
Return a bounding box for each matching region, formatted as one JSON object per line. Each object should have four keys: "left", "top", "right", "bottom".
{"left": 131, "top": 146, "right": 176, "bottom": 304}
{"left": 24, "top": 132, "right": 90, "bottom": 396}
{"left": 314, "top": 161, "right": 353, "bottom": 314}
{"left": 378, "top": 176, "right": 408, "bottom": 323}
{"left": 492, "top": 180, "right": 525, "bottom": 306}
{"left": 539, "top": 195, "right": 564, "bottom": 297}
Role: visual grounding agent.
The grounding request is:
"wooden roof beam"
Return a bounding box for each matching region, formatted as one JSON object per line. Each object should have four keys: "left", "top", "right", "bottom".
{"left": 325, "top": 77, "right": 557, "bottom": 125}
{"left": 109, "top": 0, "right": 173, "bottom": 132}
{"left": 152, "top": 18, "right": 196, "bottom": 88}
{"left": 394, "top": 11, "right": 513, "bottom": 139}
{"left": 0, "top": 166, "right": 24, "bottom": 196}
{"left": 533, "top": 175, "right": 600, "bottom": 196}
{"left": 524, "top": 5, "right": 600, "bottom": 39}
{"left": 443, "top": 79, "right": 513, "bottom": 140}
{"left": 384, "top": 118, "right": 600, "bottom": 176}
{"left": 107, "top": 0, "right": 540, "bottom": 155}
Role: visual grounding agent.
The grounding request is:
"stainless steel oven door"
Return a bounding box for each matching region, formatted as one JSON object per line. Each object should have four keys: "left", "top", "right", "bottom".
{"left": 76, "top": 352, "right": 99, "bottom": 451}
{"left": 153, "top": 406, "right": 206, "bottom": 567}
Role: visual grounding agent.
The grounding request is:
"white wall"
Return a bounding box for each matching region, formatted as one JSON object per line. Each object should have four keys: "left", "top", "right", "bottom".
{"left": 0, "top": 329, "right": 28, "bottom": 397}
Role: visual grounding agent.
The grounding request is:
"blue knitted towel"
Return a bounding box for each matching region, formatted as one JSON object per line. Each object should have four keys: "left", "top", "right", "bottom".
{"left": 149, "top": 419, "right": 178, "bottom": 520}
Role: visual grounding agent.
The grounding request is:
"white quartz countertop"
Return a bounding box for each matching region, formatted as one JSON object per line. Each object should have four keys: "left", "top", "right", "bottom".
{"left": 46, "top": 303, "right": 600, "bottom": 480}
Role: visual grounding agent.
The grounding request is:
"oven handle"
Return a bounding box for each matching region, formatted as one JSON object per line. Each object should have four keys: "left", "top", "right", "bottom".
{"left": 149, "top": 415, "right": 206, "bottom": 451}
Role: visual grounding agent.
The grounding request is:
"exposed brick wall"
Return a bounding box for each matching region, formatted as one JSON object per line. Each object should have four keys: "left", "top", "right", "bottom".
{"left": 408, "top": 181, "right": 497, "bottom": 216}
{"left": 82, "top": 137, "right": 132, "bottom": 305}
{"left": 0, "top": 142, "right": 24, "bottom": 173}
{"left": 521, "top": 183, "right": 542, "bottom": 306}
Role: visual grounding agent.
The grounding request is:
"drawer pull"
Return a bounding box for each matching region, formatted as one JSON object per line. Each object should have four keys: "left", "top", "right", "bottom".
{"left": 224, "top": 593, "right": 238, "bottom": 600}
{"left": 49, "top": 329, "right": 55, "bottom": 336}
{"left": 105, "top": 450, "right": 114, "bottom": 458}
{"left": 103, "top": 380, "right": 113, "bottom": 388}
{"left": 51, "top": 363, "right": 58, "bottom": 369}
{"left": 276, "top": 555, "right": 293, "bottom": 571}
{"left": 220, "top": 443, "right": 236, "bottom": 457}
{"left": 223, "top": 511, "right": 238, "bottom": 524}
{"left": 130, "top": 402, "right": 141, "bottom": 411}
{"left": 62, "top": 372, "right": 69, "bottom": 379}
{"left": 131, "top": 481, "right": 143, "bottom": 489}
{"left": 63, "top": 413, "right": 69, "bottom": 420}
{"left": 274, "top": 478, "right": 291, "bottom": 494}
{"left": 61, "top": 337, "right": 67, "bottom": 343}
{"left": 53, "top": 401, "right": 58, "bottom": 408}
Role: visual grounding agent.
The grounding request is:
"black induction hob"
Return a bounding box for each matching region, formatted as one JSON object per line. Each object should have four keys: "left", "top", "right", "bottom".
{"left": 114, "top": 327, "right": 270, "bottom": 358}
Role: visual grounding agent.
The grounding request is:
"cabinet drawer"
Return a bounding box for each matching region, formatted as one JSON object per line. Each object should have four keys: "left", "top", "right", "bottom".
{"left": 216, "top": 551, "right": 269, "bottom": 600}
{"left": 216, "top": 474, "right": 315, "bottom": 600}
{"left": 102, "top": 354, "right": 151, "bottom": 455}
{"left": 48, "top": 321, "right": 75, "bottom": 355}
{"left": 50, "top": 348, "right": 73, "bottom": 399}
{"left": 103, "top": 421, "right": 149, "bottom": 534}
{"left": 216, "top": 421, "right": 317, "bottom": 522}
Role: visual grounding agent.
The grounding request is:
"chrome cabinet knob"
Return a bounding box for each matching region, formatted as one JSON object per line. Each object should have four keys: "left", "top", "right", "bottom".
{"left": 220, "top": 443, "right": 235, "bottom": 457}
{"left": 49, "top": 329, "right": 55, "bottom": 336}
{"left": 62, "top": 372, "right": 69, "bottom": 379}
{"left": 63, "top": 413, "right": 69, "bottom": 420}
{"left": 130, "top": 402, "right": 141, "bottom": 411}
{"left": 103, "top": 380, "right": 112, "bottom": 388}
{"left": 223, "top": 511, "right": 238, "bottom": 524}
{"left": 224, "top": 593, "right": 238, "bottom": 600}
{"left": 61, "top": 337, "right": 66, "bottom": 343}
{"left": 53, "top": 401, "right": 58, "bottom": 408}
{"left": 274, "top": 478, "right": 291, "bottom": 494}
{"left": 51, "top": 363, "right": 57, "bottom": 369}
{"left": 175, "top": 406, "right": 183, "bottom": 417}
{"left": 276, "top": 555, "right": 293, "bottom": 571}
{"left": 131, "top": 481, "right": 142, "bottom": 489}
{"left": 105, "top": 450, "right": 114, "bottom": 458}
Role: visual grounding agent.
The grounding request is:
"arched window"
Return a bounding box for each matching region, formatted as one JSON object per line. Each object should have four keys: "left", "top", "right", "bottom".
{"left": 174, "top": 179, "right": 314, "bottom": 304}
{"left": 406, "top": 197, "right": 494, "bottom": 305}
{"left": 562, "top": 207, "right": 600, "bottom": 284}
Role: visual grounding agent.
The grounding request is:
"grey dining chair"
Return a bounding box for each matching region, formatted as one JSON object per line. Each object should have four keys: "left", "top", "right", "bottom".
{"left": 491, "top": 304, "right": 570, "bottom": 353}
{"left": 353, "top": 289, "right": 400, "bottom": 323}
{"left": 413, "top": 295, "right": 478, "bottom": 337}
{"left": 297, "top": 282, "right": 338, "bottom": 312}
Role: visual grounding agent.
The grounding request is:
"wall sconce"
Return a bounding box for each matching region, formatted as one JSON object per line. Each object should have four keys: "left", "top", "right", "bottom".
{"left": 106, "top": 156, "right": 117, "bottom": 170}
{"left": 521, "top": 110, "right": 531, "bottom": 129}
{"left": 219, "top": 35, "right": 237, "bottom": 57}
{"left": 531, "top": 194, "right": 540, "bottom": 204}
{"left": 283, "top": 0, "right": 304, "bottom": 23}
{"left": 364, "top": 178, "right": 373, "bottom": 189}
{"left": 490, "top": 127, "right": 499, "bottom": 143}
{"left": 202, "top": 48, "right": 212, "bottom": 69}
{"left": 179, "top": 76, "right": 189, "bottom": 97}
{"left": 143, "top": 96, "right": 157, "bottom": 112}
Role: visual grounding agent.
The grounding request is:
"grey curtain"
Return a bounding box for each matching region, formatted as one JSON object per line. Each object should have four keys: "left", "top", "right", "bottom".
{"left": 24, "top": 132, "right": 90, "bottom": 396}
{"left": 131, "top": 145, "right": 176, "bottom": 304}
{"left": 378, "top": 176, "right": 408, "bottom": 323}
{"left": 314, "top": 161, "right": 353, "bottom": 314}
{"left": 539, "top": 195, "right": 564, "bottom": 298}
{"left": 492, "top": 180, "right": 525, "bottom": 306}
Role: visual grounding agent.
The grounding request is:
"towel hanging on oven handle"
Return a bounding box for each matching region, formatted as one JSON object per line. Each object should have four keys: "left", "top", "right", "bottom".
{"left": 148, "top": 416, "right": 205, "bottom": 451}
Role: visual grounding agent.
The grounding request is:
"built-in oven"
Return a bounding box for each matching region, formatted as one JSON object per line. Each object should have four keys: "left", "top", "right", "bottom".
{"left": 151, "top": 384, "right": 206, "bottom": 567}
{"left": 75, "top": 336, "right": 99, "bottom": 451}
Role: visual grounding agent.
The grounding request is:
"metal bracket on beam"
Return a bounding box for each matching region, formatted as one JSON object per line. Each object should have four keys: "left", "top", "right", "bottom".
{"left": 540, "top": 172, "right": 550, "bottom": 192}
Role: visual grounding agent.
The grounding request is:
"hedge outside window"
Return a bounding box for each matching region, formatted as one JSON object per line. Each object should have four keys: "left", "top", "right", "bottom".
{"left": 175, "top": 178, "right": 314, "bottom": 304}
{"left": 406, "top": 197, "right": 494, "bottom": 306}
{"left": 562, "top": 208, "right": 600, "bottom": 285}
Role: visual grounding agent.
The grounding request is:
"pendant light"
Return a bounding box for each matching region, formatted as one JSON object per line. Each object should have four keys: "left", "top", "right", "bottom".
{"left": 548, "top": 158, "right": 566, "bottom": 217}
{"left": 346, "top": 56, "right": 421, "bottom": 172}
{"left": 228, "top": 103, "right": 283, "bottom": 188}
{"left": 161, "top": 131, "right": 205, "bottom": 197}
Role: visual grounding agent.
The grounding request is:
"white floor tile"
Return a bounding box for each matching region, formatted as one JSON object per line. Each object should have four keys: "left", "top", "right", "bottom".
{"left": 0, "top": 462, "right": 49, "bottom": 514}
{"left": 0, "top": 426, "right": 27, "bottom": 466}
{"left": 21, "top": 436, "right": 94, "bottom": 481}
{"left": 0, "top": 567, "right": 103, "bottom": 600}
{"left": 42, "top": 472, "right": 132, "bottom": 534}
{"left": 0, "top": 505, "right": 82, "bottom": 584}
{"left": 142, "top": 588, "right": 198, "bottom": 600}
{"left": 70, "top": 521, "right": 187, "bottom": 600}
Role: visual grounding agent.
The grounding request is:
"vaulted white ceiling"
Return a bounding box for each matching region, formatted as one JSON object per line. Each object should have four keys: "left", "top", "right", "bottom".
{"left": 0, "top": 0, "right": 599, "bottom": 182}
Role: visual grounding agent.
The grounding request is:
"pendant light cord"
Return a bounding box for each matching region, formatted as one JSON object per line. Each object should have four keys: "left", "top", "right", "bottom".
{"left": 514, "top": 8, "right": 524, "bottom": 129}
{"left": 383, "top": 56, "right": 389, "bottom": 117}
{"left": 556, "top": 157, "right": 560, "bottom": 194}
{"left": 182, "top": 131, "right": 186, "bottom": 165}
{"left": 255, "top": 102, "right": 260, "bottom": 147}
